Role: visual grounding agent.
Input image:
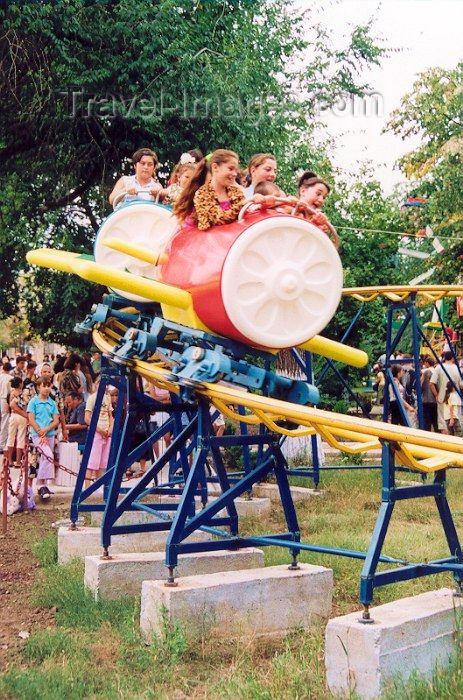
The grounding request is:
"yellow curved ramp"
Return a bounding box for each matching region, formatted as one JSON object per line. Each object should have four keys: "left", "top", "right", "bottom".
{"left": 93, "top": 323, "right": 463, "bottom": 475}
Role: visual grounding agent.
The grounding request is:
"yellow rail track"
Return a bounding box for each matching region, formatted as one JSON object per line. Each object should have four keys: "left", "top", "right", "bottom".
{"left": 343, "top": 285, "right": 462, "bottom": 304}
{"left": 94, "top": 322, "right": 463, "bottom": 475}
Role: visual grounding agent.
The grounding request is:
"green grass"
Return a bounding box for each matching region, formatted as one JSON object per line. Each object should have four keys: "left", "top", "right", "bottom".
{"left": 2, "top": 468, "right": 463, "bottom": 698}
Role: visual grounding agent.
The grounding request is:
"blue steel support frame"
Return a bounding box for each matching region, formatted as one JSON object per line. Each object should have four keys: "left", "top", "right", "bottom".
{"left": 85, "top": 364, "right": 463, "bottom": 607}
{"left": 359, "top": 444, "right": 463, "bottom": 615}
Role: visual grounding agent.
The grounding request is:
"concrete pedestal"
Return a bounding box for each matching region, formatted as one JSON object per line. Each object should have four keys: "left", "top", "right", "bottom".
{"left": 253, "top": 483, "right": 322, "bottom": 503}
{"left": 325, "top": 588, "right": 462, "bottom": 699}
{"left": 234, "top": 497, "right": 271, "bottom": 517}
{"left": 140, "top": 563, "right": 333, "bottom": 642}
{"left": 57, "top": 526, "right": 211, "bottom": 564}
{"left": 91, "top": 510, "right": 155, "bottom": 526}
{"left": 85, "top": 548, "right": 264, "bottom": 600}
{"left": 89, "top": 495, "right": 272, "bottom": 526}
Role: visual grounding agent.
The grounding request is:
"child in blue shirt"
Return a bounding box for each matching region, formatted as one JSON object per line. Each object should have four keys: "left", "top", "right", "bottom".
{"left": 27, "top": 377, "right": 59, "bottom": 500}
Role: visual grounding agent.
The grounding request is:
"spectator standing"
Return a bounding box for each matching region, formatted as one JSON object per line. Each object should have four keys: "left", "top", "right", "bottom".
{"left": 6, "top": 377, "right": 28, "bottom": 469}
{"left": 53, "top": 355, "right": 66, "bottom": 389}
{"left": 389, "top": 365, "right": 416, "bottom": 426}
{"left": 444, "top": 381, "right": 462, "bottom": 436}
{"left": 84, "top": 381, "right": 113, "bottom": 488}
{"left": 91, "top": 352, "right": 102, "bottom": 378}
{"left": 430, "top": 351, "right": 463, "bottom": 434}
{"left": 420, "top": 357, "right": 438, "bottom": 432}
{"left": 79, "top": 356, "right": 94, "bottom": 400}
{"left": 12, "top": 355, "right": 26, "bottom": 380}
{"left": 60, "top": 353, "right": 83, "bottom": 397}
{"left": 373, "top": 364, "right": 385, "bottom": 405}
{"left": 27, "top": 378, "right": 59, "bottom": 499}
{"left": 0, "top": 362, "right": 13, "bottom": 451}
{"left": 65, "top": 392, "right": 88, "bottom": 444}
{"left": 23, "top": 360, "right": 37, "bottom": 404}
{"left": 40, "top": 363, "right": 68, "bottom": 441}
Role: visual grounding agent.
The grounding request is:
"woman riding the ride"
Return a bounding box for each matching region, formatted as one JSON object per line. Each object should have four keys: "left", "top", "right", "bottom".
{"left": 109, "top": 148, "right": 162, "bottom": 207}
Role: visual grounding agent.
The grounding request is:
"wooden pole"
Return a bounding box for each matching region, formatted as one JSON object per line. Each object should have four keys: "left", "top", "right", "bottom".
{"left": 2, "top": 456, "right": 8, "bottom": 534}
{"left": 22, "top": 448, "right": 29, "bottom": 513}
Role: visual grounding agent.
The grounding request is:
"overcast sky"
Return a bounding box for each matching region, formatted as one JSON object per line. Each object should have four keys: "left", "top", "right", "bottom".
{"left": 305, "top": 0, "right": 463, "bottom": 193}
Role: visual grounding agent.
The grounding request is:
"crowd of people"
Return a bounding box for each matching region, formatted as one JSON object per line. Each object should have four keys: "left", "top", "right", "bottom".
{"left": 108, "top": 147, "right": 340, "bottom": 248}
{"left": 373, "top": 351, "right": 463, "bottom": 435}
{"left": 0, "top": 349, "right": 226, "bottom": 504}
{"left": 0, "top": 351, "right": 106, "bottom": 500}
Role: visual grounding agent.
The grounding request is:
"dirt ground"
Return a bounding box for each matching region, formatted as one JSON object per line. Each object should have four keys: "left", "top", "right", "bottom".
{"left": 0, "top": 498, "right": 69, "bottom": 673}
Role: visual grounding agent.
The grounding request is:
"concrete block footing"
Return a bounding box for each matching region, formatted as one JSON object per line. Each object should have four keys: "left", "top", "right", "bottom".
{"left": 253, "top": 483, "right": 322, "bottom": 503}
{"left": 233, "top": 497, "right": 271, "bottom": 517}
{"left": 90, "top": 510, "right": 154, "bottom": 527}
{"left": 57, "top": 526, "right": 211, "bottom": 564}
{"left": 84, "top": 548, "right": 265, "bottom": 600}
{"left": 325, "top": 588, "right": 462, "bottom": 699}
{"left": 140, "top": 563, "right": 333, "bottom": 643}
{"left": 89, "top": 494, "right": 271, "bottom": 526}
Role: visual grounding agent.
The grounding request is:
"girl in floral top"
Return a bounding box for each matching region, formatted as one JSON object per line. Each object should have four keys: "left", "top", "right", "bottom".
{"left": 174, "top": 149, "right": 246, "bottom": 230}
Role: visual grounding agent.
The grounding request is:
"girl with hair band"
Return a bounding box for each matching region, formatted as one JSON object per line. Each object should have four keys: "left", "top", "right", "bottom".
{"left": 297, "top": 171, "right": 340, "bottom": 249}
{"left": 243, "top": 153, "right": 277, "bottom": 198}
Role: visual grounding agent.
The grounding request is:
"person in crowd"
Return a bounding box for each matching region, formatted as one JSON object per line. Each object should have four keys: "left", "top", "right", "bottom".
{"left": 109, "top": 148, "right": 162, "bottom": 206}
{"left": 91, "top": 351, "right": 102, "bottom": 378}
{"left": 130, "top": 407, "right": 151, "bottom": 478}
{"left": 108, "top": 387, "right": 119, "bottom": 417}
{"left": 40, "top": 363, "right": 68, "bottom": 440}
{"left": 12, "top": 355, "right": 26, "bottom": 380}
{"left": 298, "top": 170, "right": 340, "bottom": 249}
{"left": 243, "top": 153, "right": 277, "bottom": 197}
{"left": 0, "top": 362, "right": 12, "bottom": 451}
{"left": 27, "top": 377, "right": 59, "bottom": 500}
{"left": 210, "top": 407, "right": 225, "bottom": 437}
{"left": 389, "top": 364, "right": 416, "bottom": 426}
{"left": 420, "top": 356, "right": 438, "bottom": 432}
{"left": 6, "top": 377, "right": 28, "bottom": 469}
{"left": 82, "top": 353, "right": 96, "bottom": 384}
{"left": 443, "top": 380, "right": 462, "bottom": 436}
{"left": 430, "top": 350, "right": 463, "bottom": 434}
{"left": 400, "top": 354, "right": 416, "bottom": 409}
{"left": 373, "top": 363, "right": 385, "bottom": 405}
{"left": 148, "top": 383, "right": 172, "bottom": 460}
{"left": 65, "top": 392, "right": 88, "bottom": 444}
{"left": 53, "top": 354, "right": 67, "bottom": 388}
{"left": 78, "top": 355, "right": 94, "bottom": 401}
{"left": 84, "top": 379, "right": 113, "bottom": 488}
{"left": 60, "top": 353, "right": 83, "bottom": 397}
{"left": 22, "top": 360, "right": 37, "bottom": 403}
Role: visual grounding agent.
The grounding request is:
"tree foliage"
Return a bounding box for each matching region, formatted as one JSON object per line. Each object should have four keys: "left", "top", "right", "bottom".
{"left": 387, "top": 62, "right": 463, "bottom": 296}
{"left": 0, "top": 0, "right": 384, "bottom": 340}
{"left": 321, "top": 172, "right": 408, "bottom": 374}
